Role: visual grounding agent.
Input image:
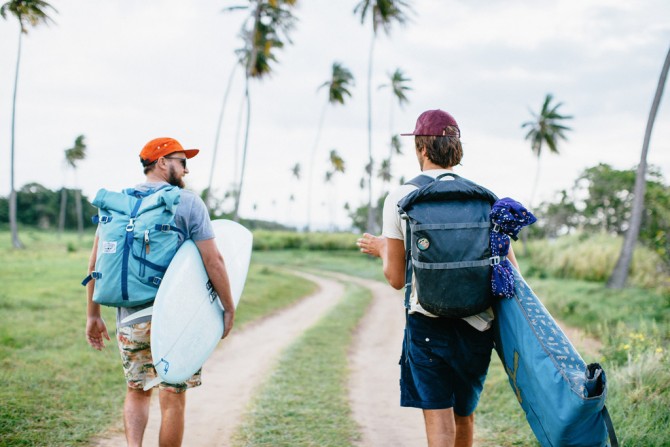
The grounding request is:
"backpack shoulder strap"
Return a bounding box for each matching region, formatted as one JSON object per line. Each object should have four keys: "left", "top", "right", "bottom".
{"left": 406, "top": 174, "right": 434, "bottom": 188}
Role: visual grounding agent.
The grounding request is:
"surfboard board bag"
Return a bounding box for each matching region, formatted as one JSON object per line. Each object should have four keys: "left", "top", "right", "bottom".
{"left": 493, "top": 270, "right": 618, "bottom": 447}
{"left": 397, "top": 173, "right": 499, "bottom": 317}
{"left": 82, "top": 186, "right": 184, "bottom": 307}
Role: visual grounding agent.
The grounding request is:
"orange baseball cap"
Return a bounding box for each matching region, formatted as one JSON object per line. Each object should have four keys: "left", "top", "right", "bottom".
{"left": 139, "top": 137, "right": 200, "bottom": 166}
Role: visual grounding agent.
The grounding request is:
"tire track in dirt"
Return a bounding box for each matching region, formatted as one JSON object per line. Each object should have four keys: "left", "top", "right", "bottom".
{"left": 327, "top": 272, "right": 428, "bottom": 447}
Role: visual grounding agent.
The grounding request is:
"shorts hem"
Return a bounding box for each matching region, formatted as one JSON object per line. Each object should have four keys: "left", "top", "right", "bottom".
{"left": 400, "top": 398, "right": 455, "bottom": 410}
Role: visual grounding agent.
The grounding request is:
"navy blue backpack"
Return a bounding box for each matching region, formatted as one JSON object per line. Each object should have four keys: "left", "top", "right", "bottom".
{"left": 397, "top": 173, "right": 499, "bottom": 317}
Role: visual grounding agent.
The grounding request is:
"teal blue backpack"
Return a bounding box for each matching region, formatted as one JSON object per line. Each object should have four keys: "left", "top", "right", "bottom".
{"left": 82, "top": 186, "right": 184, "bottom": 307}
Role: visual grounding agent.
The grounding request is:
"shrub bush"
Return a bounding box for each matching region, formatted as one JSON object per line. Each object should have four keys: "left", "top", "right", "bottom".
{"left": 524, "top": 233, "right": 669, "bottom": 292}
{"left": 252, "top": 230, "right": 358, "bottom": 251}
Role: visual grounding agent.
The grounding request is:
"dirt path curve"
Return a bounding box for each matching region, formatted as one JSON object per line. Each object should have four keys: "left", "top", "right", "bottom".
{"left": 329, "top": 272, "right": 428, "bottom": 447}
{"left": 94, "top": 271, "right": 344, "bottom": 447}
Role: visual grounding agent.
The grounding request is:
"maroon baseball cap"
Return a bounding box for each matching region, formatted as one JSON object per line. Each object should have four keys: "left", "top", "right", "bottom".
{"left": 401, "top": 109, "right": 461, "bottom": 137}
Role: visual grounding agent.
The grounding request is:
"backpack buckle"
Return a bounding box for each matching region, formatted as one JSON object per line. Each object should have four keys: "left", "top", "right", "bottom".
{"left": 492, "top": 223, "right": 500, "bottom": 233}
{"left": 160, "top": 224, "right": 171, "bottom": 232}
{"left": 490, "top": 255, "right": 501, "bottom": 266}
{"left": 126, "top": 218, "right": 135, "bottom": 232}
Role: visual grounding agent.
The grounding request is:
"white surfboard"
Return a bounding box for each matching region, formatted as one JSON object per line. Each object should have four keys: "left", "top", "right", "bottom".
{"left": 145, "top": 219, "right": 252, "bottom": 389}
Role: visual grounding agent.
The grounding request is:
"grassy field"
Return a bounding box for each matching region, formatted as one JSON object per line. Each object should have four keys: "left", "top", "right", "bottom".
{"left": 2, "top": 229, "right": 669, "bottom": 446}
{"left": 0, "top": 230, "right": 315, "bottom": 446}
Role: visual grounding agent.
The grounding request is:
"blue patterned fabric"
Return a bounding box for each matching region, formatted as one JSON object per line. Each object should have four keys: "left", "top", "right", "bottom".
{"left": 489, "top": 198, "right": 537, "bottom": 298}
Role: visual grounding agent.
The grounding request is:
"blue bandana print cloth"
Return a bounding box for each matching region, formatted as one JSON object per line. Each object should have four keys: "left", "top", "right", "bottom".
{"left": 489, "top": 198, "right": 537, "bottom": 298}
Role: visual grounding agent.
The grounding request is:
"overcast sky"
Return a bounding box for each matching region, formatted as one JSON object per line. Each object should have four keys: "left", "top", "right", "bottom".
{"left": 1, "top": 0, "right": 669, "bottom": 230}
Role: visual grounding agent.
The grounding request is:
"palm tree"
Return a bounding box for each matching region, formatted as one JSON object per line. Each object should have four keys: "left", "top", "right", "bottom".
{"left": 521, "top": 93, "right": 573, "bottom": 208}
{"left": 204, "top": 4, "right": 251, "bottom": 209}
{"left": 204, "top": 61, "right": 240, "bottom": 209}
{"left": 325, "top": 149, "right": 346, "bottom": 230}
{"left": 59, "top": 135, "right": 87, "bottom": 238}
{"left": 1, "top": 0, "right": 56, "bottom": 248}
{"left": 306, "top": 62, "right": 354, "bottom": 230}
{"left": 378, "top": 67, "right": 411, "bottom": 191}
{"left": 233, "top": 0, "right": 297, "bottom": 221}
{"left": 354, "top": 0, "right": 412, "bottom": 232}
{"left": 608, "top": 44, "right": 670, "bottom": 289}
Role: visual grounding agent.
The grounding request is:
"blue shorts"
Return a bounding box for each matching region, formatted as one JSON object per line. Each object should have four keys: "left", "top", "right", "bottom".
{"left": 399, "top": 311, "right": 493, "bottom": 415}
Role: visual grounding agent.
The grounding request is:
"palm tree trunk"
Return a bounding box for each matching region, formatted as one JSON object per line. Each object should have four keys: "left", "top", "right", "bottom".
{"left": 205, "top": 64, "right": 239, "bottom": 208}
{"left": 75, "top": 188, "right": 84, "bottom": 238}
{"left": 365, "top": 33, "right": 376, "bottom": 233}
{"left": 233, "top": 74, "right": 252, "bottom": 221}
{"left": 521, "top": 156, "right": 542, "bottom": 256}
{"left": 306, "top": 101, "right": 328, "bottom": 231}
{"left": 9, "top": 30, "right": 24, "bottom": 249}
{"left": 608, "top": 44, "right": 670, "bottom": 289}
{"left": 58, "top": 187, "right": 67, "bottom": 235}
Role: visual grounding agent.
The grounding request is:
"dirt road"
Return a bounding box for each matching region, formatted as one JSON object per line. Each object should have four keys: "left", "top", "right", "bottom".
{"left": 93, "top": 270, "right": 428, "bottom": 446}
{"left": 93, "top": 270, "right": 600, "bottom": 446}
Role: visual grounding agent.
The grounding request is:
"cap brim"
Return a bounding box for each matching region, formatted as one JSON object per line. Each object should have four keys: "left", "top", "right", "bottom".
{"left": 184, "top": 149, "right": 199, "bottom": 159}
{"left": 399, "top": 132, "right": 415, "bottom": 136}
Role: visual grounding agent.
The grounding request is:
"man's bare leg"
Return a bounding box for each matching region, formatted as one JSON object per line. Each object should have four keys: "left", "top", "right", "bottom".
{"left": 124, "top": 387, "right": 152, "bottom": 447}
{"left": 158, "top": 389, "right": 186, "bottom": 447}
{"left": 454, "top": 413, "right": 475, "bottom": 447}
{"left": 424, "top": 408, "right": 456, "bottom": 447}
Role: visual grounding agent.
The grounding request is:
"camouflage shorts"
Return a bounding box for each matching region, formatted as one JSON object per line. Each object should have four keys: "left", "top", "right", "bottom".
{"left": 116, "top": 321, "right": 201, "bottom": 393}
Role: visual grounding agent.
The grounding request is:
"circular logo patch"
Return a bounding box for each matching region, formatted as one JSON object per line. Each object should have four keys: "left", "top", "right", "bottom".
{"left": 417, "top": 237, "right": 430, "bottom": 251}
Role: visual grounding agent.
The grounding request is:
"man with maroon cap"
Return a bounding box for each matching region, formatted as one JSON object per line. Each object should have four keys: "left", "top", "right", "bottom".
{"left": 358, "top": 110, "right": 519, "bottom": 446}
{"left": 85, "top": 137, "right": 235, "bottom": 447}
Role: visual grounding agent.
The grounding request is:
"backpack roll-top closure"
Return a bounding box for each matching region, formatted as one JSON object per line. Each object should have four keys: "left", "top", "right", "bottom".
{"left": 397, "top": 174, "right": 498, "bottom": 215}
{"left": 92, "top": 188, "right": 139, "bottom": 215}
{"left": 135, "top": 187, "right": 181, "bottom": 215}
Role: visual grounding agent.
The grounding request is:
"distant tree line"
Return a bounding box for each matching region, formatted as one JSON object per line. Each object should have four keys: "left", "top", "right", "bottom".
{"left": 0, "top": 183, "right": 96, "bottom": 231}
{"left": 531, "top": 163, "right": 670, "bottom": 264}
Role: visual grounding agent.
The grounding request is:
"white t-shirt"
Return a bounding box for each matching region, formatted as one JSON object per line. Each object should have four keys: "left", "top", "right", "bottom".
{"left": 381, "top": 169, "right": 494, "bottom": 331}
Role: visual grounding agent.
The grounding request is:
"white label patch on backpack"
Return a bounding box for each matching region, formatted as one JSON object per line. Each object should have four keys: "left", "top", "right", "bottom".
{"left": 102, "top": 241, "right": 117, "bottom": 254}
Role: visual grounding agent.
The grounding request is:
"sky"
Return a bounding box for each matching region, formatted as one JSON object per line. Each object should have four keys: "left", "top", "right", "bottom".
{"left": 1, "top": 0, "right": 669, "bottom": 231}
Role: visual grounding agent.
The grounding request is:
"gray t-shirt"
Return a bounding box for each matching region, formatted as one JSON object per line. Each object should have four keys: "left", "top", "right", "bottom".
{"left": 116, "top": 182, "right": 214, "bottom": 327}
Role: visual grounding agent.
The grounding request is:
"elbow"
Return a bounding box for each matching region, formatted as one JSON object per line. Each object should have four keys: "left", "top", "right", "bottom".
{"left": 385, "top": 274, "right": 405, "bottom": 290}
{"left": 390, "top": 279, "right": 405, "bottom": 290}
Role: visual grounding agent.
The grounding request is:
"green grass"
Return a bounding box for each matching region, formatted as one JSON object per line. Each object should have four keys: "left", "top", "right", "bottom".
{"left": 0, "top": 229, "right": 315, "bottom": 446}
{"left": 525, "top": 233, "right": 669, "bottom": 292}
{"left": 234, "top": 258, "right": 317, "bottom": 328}
{"left": 233, "top": 282, "right": 372, "bottom": 447}
{"left": 255, "top": 249, "right": 386, "bottom": 282}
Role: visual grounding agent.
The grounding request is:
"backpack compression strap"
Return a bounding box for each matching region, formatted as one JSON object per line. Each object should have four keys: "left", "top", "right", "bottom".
{"left": 402, "top": 174, "right": 445, "bottom": 308}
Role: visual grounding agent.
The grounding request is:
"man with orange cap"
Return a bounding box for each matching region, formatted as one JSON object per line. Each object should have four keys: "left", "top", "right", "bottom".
{"left": 84, "top": 137, "right": 235, "bottom": 447}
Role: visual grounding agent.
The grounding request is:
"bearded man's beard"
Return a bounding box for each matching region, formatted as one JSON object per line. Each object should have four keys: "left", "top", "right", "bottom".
{"left": 167, "top": 165, "right": 185, "bottom": 188}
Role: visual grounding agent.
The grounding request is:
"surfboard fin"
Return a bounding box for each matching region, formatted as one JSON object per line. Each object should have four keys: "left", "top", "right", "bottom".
{"left": 143, "top": 376, "right": 162, "bottom": 391}
{"left": 120, "top": 305, "right": 154, "bottom": 325}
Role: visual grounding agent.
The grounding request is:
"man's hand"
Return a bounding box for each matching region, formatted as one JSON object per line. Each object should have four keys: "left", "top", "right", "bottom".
{"left": 86, "top": 316, "right": 110, "bottom": 351}
{"left": 222, "top": 309, "right": 234, "bottom": 339}
{"left": 356, "top": 233, "right": 386, "bottom": 258}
